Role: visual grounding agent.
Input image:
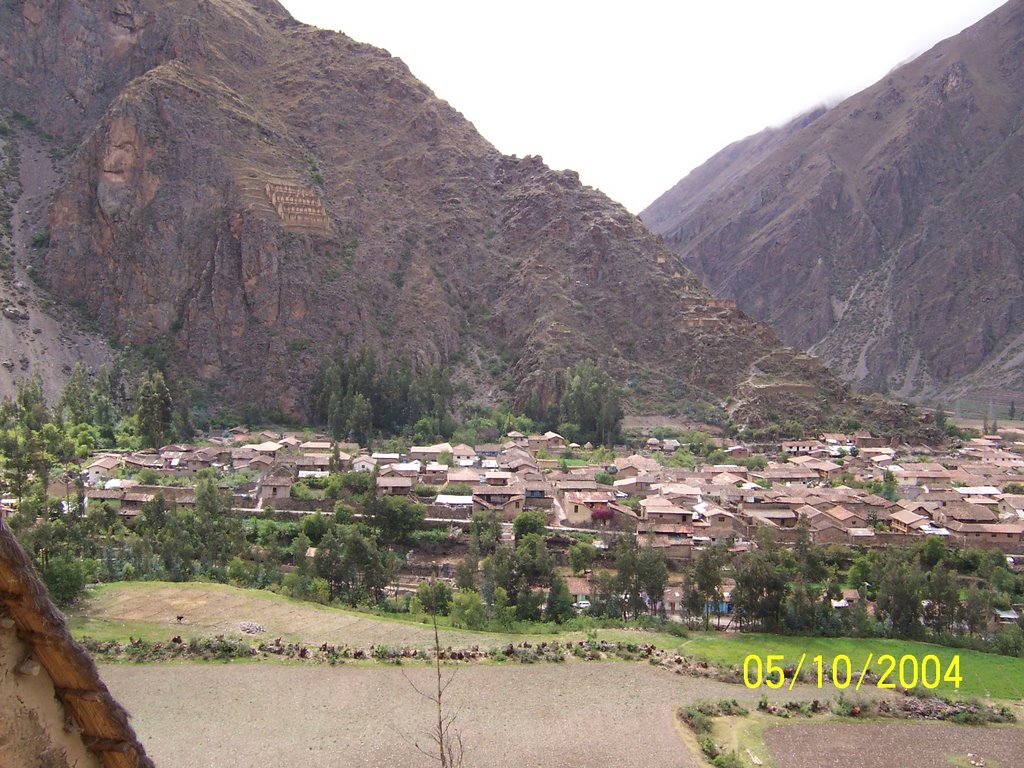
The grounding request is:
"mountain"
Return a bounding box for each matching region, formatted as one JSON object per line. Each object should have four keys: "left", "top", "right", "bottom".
{"left": 642, "top": 0, "right": 1024, "bottom": 410}
{"left": 0, "top": 0, "right": 897, "bottom": 431}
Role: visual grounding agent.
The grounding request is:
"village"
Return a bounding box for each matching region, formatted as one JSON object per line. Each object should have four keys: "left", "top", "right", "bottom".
{"left": 18, "top": 422, "right": 1021, "bottom": 627}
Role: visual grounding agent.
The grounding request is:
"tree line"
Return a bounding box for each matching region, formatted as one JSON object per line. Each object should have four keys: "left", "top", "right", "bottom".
{"left": 310, "top": 346, "right": 458, "bottom": 444}
{"left": 677, "top": 526, "right": 1024, "bottom": 657}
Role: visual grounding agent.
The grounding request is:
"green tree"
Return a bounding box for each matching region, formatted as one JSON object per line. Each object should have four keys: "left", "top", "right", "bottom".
{"left": 612, "top": 541, "right": 647, "bottom": 619}
{"left": 515, "top": 533, "right": 555, "bottom": 586}
{"left": 793, "top": 515, "right": 826, "bottom": 582}
{"left": 568, "top": 541, "right": 597, "bottom": 575}
{"left": 317, "top": 525, "right": 398, "bottom": 604}
{"left": 923, "top": 566, "right": 959, "bottom": 634}
{"left": 89, "top": 367, "right": 117, "bottom": 444}
{"left": 291, "top": 532, "right": 313, "bottom": 575}
{"left": 920, "top": 536, "right": 946, "bottom": 568}
{"left": 469, "top": 510, "right": 501, "bottom": 555}
{"left": 693, "top": 547, "right": 723, "bottom": 629}
{"left": 782, "top": 577, "right": 818, "bottom": 633}
{"left": 732, "top": 550, "right": 789, "bottom": 631}
{"left": 559, "top": 360, "right": 624, "bottom": 446}
{"left": 0, "top": 426, "right": 32, "bottom": 508}
{"left": 365, "top": 495, "right": 425, "bottom": 544}
{"left": 454, "top": 554, "right": 477, "bottom": 590}
{"left": 490, "top": 586, "right": 516, "bottom": 628}
{"left": 348, "top": 392, "right": 373, "bottom": 445}
{"left": 417, "top": 579, "right": 453, "bottom": 615}
{"left": 135, "top": 370, "right": 172, "bottom": 448}
{"left": 302, "top": 512, "right": 330, "bottom": 546}
{"left": 172, "top": 385, "right": 195, "bottom": 442}
{"left": 545, "top": 574, "right": 575, "bottom": 623}
{"left": 683, "top": 579, "right": 703, "bottom": 622}
{"left": 57, "top": 363, "right": 92, "bottom": 424}
{"left": 512, "top": 510, "right": 547, "bottom": 543}
{"left": 40, "top": 555, "right": 87, "bottom": 607}
{"left": 193, "top": 476, "right": 243, "bottom": 568}
{"left": 638, "top": 546, "right": 669, "bottom": 616}
{"left": 958, "top": 586, "right": 991, "bottom": 636}
{"left": 876, "top": 556, "right": 925, "bottom": 638}
{"left": 312, "top": 529, "right": 346, "bottom": 598}
{"left": 450, "top": 589, "right": 487, "bottom": 629}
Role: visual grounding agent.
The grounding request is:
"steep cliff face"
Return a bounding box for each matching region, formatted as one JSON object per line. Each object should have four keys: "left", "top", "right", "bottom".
{"left": 643, "top": 0, "right": 1024, "bottom": 406}
{"left": 1, "top": 0, "right": 873, "bottom": 427}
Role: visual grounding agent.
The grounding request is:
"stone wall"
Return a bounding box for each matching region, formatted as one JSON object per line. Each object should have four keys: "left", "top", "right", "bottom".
{"left": 264, "top": 183, "right": 330, "bottom": 231}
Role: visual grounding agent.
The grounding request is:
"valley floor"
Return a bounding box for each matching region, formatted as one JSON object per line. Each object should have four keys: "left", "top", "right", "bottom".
{"left": 73, "top": 582, "right": 1024, "bottom": 767}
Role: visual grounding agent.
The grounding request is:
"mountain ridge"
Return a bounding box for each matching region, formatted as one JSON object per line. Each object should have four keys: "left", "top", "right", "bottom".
{"left": 0, "top": 0, "right": 911, "bottom": 433}
{"left": 642, "top": 0, "right": 1024, "bottom": 408}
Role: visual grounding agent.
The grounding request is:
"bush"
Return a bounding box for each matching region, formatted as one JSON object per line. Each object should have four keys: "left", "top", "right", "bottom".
{"left": 416, "top": 580, "right": 453, "bottom": 615}
{"left": 713, "top": 753, "right": 743, "bottom": 768}
{"left": 289, "top": 482, "right": 316, "bottom": 501}
{"left": 413, "top": 483, "right": 438, "bottom": 499}
{"left": 717, "top": 699, "right": 747, "bottom": 716}
{"left": 40, "top": 556, "right": 87, "bottom": 607}
{"left": 333, "top": 471, "right": 373, "bottom": 495}
{"left": 700, "top": 737, "right": 719, "bottom": 760}
{"left": 568, "top": 541, "right": 597, "bottom": 574}
{"left": 29, "top": 228, "right": 50, "bottom": 248}
{"left": 951, "top": 709, "right": 987, "bottom": 726}
{"left": 512, "top": 510, "right": 547, "bottom": 541}
{"left": 333, "top": 501, "right": 356, "bottom": 524}
{"left": 409, "top": 528, "right": 454, "bottom": 548}
{"left": 688, "top": 711, "right": 713, "bottom": 735}
{"left": 303, "top": 475, "right": 328, "bottom": 490}
{"left": 450, "top": 589, "right": 487, "bottom": 629}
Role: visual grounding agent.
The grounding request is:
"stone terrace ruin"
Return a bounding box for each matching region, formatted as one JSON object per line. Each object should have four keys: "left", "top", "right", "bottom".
{"left": 264, "top": 182, "right": 330, "bottom": 232}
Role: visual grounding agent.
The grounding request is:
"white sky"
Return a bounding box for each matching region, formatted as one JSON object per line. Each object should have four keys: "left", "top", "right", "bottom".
{"left": 282, "top": 1, "right": 1007, "bottom": 213}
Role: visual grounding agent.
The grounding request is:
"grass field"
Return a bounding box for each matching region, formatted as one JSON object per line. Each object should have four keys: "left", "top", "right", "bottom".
{"left": 679, "top": 633, "right": 1024, "bottom": 700}
{"left": 70, "top": 582, "right": 1024, "bottom": 700}
{"left": 69, "top": 581, "right": 691, "bottom": 651}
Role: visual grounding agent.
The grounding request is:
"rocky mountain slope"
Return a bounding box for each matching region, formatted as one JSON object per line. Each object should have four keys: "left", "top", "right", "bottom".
{"left": 643, "top": 0, "right": 1024, "bottom": 408}
{"left": 0, "top": 0, "right": 898, "bottom": 430}
{"left": 0, "top": 122, "right": 113, "bottom": 404}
